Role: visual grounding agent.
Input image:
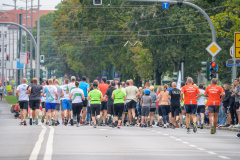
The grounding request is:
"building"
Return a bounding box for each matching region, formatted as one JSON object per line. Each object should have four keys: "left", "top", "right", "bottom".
{"left": 0, "top": 9, "right": 53, "bottom": 84}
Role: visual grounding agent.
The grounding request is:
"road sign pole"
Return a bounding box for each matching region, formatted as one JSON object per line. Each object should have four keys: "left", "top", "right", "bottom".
{"left": 232, "top": 43, "right": 237, "bottom": 81}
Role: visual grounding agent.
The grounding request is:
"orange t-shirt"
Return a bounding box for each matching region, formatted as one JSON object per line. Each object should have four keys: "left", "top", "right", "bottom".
{"left": 181, "top": 84, "right": 200, "bottom": 105}
{"left": 98, "top": 83, "right": 109, "bottom": 100}
{"left": 204, "top": 85, "right": 224, "bottom": 106}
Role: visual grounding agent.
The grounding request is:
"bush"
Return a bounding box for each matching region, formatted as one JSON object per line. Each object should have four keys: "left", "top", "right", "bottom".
{"left": 4, "top": 96, "right": 18, "bottom": 105}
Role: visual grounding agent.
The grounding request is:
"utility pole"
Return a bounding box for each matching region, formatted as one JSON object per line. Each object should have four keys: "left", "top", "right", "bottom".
{"left": 1, "top": 25, "right": 4, "bottom": 86}
{"left": 25, "top": 0, "right": 28, "bottom": 78}
{"left": 19, "top": 12, "right": 22, "bottom": 84}
{"left": 30, "top": 0, "right": 33, "bottom": 72}
{"left": 36, "top": 0, "right": 40, "bottom": 81}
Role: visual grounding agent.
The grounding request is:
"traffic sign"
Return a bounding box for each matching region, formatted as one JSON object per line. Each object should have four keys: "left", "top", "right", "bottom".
{"left": 226, "top": 59, "right": 234, "bottom": 67}
{"left": 114, "top": 72, "right": 120, "bottom": 79}
{"left": 97, "top": 77, "right": 101, "bottom": 83}
{"left": 162, "top": 2, "right": 169, "bottom": 9}
{"left": 235, "top": 32, "right": 240, "bottom": 58}
{"left": 206, "top": 42, "right": 222, "bottom": 57}
{"left": 101, "top": 70, "right": 107, "bottom": 79}
{"left": 230, "top": 46, "right": 233, "bottom": 57}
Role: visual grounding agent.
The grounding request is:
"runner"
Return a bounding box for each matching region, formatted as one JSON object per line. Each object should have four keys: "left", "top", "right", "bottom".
{"left": 169, "top": 82, "right": 181, "bottom": 129}
{"left": 41, "top": 81, "right": 47, "bottom": 124}
{"left": 54, "top": 79, "right": 64, "bottom": 126}
{"left": 43, "top": 79, "right": 58, "bottom": 126}
{"left": 181, "top": 77, "right": 201, "bottom": 133}
{"left": 197, "top": 84, "right": 205, "bottom": 129}
{"left": 0, "top": 83, "right": 3, "bottom": 101}
{"left": 16, "top": 78, "right": 29, "bottom": 126}
{"left": 156, "top": 86, "right": 163, "bottom": 127}
{"left": 159, "top": 84, "right": 170, "bottom": 128}
{"left": 98, "top": 78, "right": 108, "bottom": 126}
{"left": 105, "top": 81, "right": 116, "bottom": 127}
{"left": 69, "top": 81, "right": 85, "bottom": 127}
{"left": 66, "top": 76, "right": 77, "bottom": 125}
{"left": 233, "top": 79, "right": 240, "bottom": 128}
{"left": 62, "top": 79, "right": 71, "bottom": 125}
{"left": 222, "top": 83, "right": 231, "bottom": 127}
{"left": 140, "top": 89, "right": 152, "bottom": 128}
{"left": 79, "top": 76, "right": 90, "bottom": 125}
{"left": 112, "top": 82, "right": 127, "bottom": 129}
{"left": 149, "top": 86, "right": 159, "bottom": 128}
{"left": 180, "top": 82, "right": 186, "bottom": 128}
{"left": 27, "top": 78, "right": 43, "bottom": 125}
{"left": 125, "top": 79, "right": 140, "bottom": 126}
{"left": 204, "top": 78, "right": 225, "bottom": 134}
{"left": 88, "top": 82, "right": 103, "bottom": 128}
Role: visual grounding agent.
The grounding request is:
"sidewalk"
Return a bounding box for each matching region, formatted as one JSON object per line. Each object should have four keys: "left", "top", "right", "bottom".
{"left": 0, "top": 98, "right": 14, "bottom": 119}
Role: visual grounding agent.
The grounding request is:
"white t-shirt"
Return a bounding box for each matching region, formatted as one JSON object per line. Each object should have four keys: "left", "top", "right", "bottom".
{"left": 125, "top": 86, "right": 138, "bottom": 102}
{"left": 43, "top": 85, "right": 57, "bottom": 103}
{"left": 17, "top": 84, "right": 29, "bottom": 101}
{"left": 66, "top": 83, "right": 76, "bottom": 98}
{"left": 70, "top": 88, "right": 84, "bottom": 103}
{"left": 197, "top": 89, "right": 205, "bottom": 106}
{"left": 61, "top": 85, "right": 69, "bottom": 100}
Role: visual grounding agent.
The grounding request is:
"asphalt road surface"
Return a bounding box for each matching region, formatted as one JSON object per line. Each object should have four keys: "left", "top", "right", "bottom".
{"left": 0, "top": 99, "right": 239, "bottom": 160}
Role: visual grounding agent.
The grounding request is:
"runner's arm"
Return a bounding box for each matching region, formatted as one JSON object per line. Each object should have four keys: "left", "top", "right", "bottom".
{"left": 55, "top": 91, "right": 58, "bottom": 100}
{"left": 82, "top": 94, "right": 85, "bottom": 101}
{"left": 124, "top": 96, "right": 127, "bottom": 101}
{"left": 87, "top": 96, "right": 90, "bottom": 101}
{"left": 111, "top": 93, "right": 115, "bottom": 100}
{"left": 16, "top": 90, "right": 19, "bottom": 98}
{"left": 220, "top": 92, "right": 225, "bottom": 102}
{"left": 60, "top": 91, "right": 64, "bottom": 97}
{"left": 180, "top": 92, "right": 183, "bottom": 102}
{"left": 69, "top": 93, "right": 73, "bottom": 101}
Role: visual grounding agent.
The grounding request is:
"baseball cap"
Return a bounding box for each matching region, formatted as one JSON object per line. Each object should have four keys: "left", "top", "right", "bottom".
{"left": 71, "top": 76, "right": 76, "bottom": 81}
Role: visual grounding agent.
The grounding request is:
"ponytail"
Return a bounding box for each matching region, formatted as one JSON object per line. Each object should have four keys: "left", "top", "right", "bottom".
{"left": 75, "top": 81, "right": 79, "bottom": 87}
{"left": 164, "top": 84, "right": 168, "bottom": 92}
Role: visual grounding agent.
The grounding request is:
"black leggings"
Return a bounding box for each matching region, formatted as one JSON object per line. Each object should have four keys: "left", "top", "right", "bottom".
{"left": 91, "top": 104, "right": 101, "bottom": 117}
{"left": 160, "top": 105, "right": 170, "bottom": 124}
{"left": 114, "top": 103, "right": 124, "bottom": 120}
{"left": 72, "top": 103, "right": 83, "bottom": 123}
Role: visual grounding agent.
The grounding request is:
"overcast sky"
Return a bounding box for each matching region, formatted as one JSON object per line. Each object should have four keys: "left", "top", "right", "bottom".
{"left": 0, "top": 0, "right": 62, "bottom": 10}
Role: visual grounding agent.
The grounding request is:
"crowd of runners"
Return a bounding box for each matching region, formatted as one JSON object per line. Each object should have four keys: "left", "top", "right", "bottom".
{"left": 15, "top": 76, "right": 240, "bottom": 138}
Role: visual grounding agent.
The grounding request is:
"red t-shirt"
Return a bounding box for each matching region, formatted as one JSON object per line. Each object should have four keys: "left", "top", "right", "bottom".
{"left": 156, "top": 92, "right": 160, "bottom": 107}
{"left": 14, "top": 105, "right": 19, "bottom": 112}
{"left": 181, "top": 84, "right": 200, "bottom": 105}
{"left": 204, "top": 85, "right": 224, "bottom": 106}
{"left": 98, "top": 83, "right": 109, "bottom": 100}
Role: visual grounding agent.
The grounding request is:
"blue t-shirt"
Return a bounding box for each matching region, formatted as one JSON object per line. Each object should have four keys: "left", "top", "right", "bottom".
{"left": 79, "top": 82, "right": 89, "bottom": 98}
{"left": 167, "top": 87, "right": 173, "bottom": 102}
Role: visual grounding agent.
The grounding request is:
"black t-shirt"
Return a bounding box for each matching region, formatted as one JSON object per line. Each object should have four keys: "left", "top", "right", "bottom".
{"left": 29, "top": 84, "right": 43, "bottom": 100}
{"left": 106, "top": 87, "right": 116, "bottom": 105}
{"left": 169, "top": 88, "right": 181, "bottom": 107}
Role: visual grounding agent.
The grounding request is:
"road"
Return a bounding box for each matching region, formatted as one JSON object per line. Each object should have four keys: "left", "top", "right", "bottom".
{"left": 0, "top": 99, "right": 239, "bottom": 160}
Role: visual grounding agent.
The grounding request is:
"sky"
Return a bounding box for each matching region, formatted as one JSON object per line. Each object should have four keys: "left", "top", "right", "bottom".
{"left": 0, "top": 0, "right": 62, "bottom": 10}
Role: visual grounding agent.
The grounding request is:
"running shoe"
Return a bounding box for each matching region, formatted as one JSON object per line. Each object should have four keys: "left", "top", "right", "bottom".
{"left": 187, "top": 128, "right": 190, "bottom": 134}
{"left": 149, "top": 124, "right": 153, "bottom": 128}
{"left": 70, "top": 119, "right": 73, "bottom": 126}
{"left": 156, "top": 121, "right": 159, "bottom": 126}
{"left": 35, "top": 117, "right": 38, "bottom": 125}
{"left": 109, "top": 123, "right": 113, "bottom": 127}
{"left": 99, "top": 116, "right": 103, "bottom": 125}
{"left": 55, "top": 121, "right": 58, "bottom": 126}
{"left": 102, "top": 123, "right": 106, "bottom": 126}
{"left": 163, "top": 124, "right": 167, "bottom": 128}
{"left": 33, "top": 121, "right": 35, "bottom": 125}
{"left": 144, "top": 123, "right": 148, "bottom": 128}
{"left": 214, "top": 130, "right": 217, "bottom": 134}
{"left": 223, "top": 124, "right": 230, "bottom": 127}
{"left": 49, "top": 121, "right": 52, "bottom": 126}
{"left": 46, "top": 122, "right": 49, "bottom": 125}
{"left": 169, "top": 123, "right": 172, "bottom": 128}
{"left": 172, "top": 125, "right": 176, "bottom": 129}
{"left": 193, "top": 123, "right": 197, "bottom": 133}
{"left": 126, "top": 122, "right": 130, "bottom": 126}
{"left": 141, "top": 123, "right": 144, "bottom": 128}
{"left": 97, "top": 118, "right": 101, "bottom": 126}
{"left": 197, "top": 125, "right": 200, "bottom": 128}
{"left": 175, "top": 121, "right": 179, "bottom": 128}
{"left": 130, "top": 123, "right": 133, "bottom": 127}
{"left": 152, "top": 121, "right": 155, "bottom": 125}
{"left": 234, "top": 124, "right": 240, "bottom": 128}
{"left": 23, "top": 120, "right": 27, "bottom": 126}
{"left": 82, "top": 120, "right": 85, "bottom": 125}
{"left": 64, "top": 119, "right": 68, "bottom": 126}
{"left": 133, "top": 118, "right": 137, "bottom": 125}
{"left": 41, "top": 116, "right": 44, "bottom": 123}
{"left": 236, "top": 133, "right": 240, "bottom": 138}
{"left": 19, "top": 122, "right": 24, "bottom": 125}
{"left": 29, "top": 118, "right": 32, "bottom": 125}
{"left": 200, "top": 124, "right": 203, "bottom": 129}
{"left": 77, "top": 123, "right": 80, "bottom": 127}
{"left": 57, "top": 121, "right": 60, "bottom": 125}
{"left": 117, "top": 125, "right": 121, "bottom": 129}
{"left": 93, "top": 125, "right": 97, "bottom": 128}
{"left": 51, "top": 119, "right": 55, "bottom": 126}
{"left": 210, "top": 126, "right": 214, "bottom": 134}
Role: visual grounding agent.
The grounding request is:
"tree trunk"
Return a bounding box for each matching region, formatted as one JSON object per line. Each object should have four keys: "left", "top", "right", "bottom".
{"left": 155, "top": 69, "right": 162, "bottom": 85}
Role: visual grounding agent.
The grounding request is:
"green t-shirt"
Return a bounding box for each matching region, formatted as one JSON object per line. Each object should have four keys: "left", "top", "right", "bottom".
{"left": 113, "top": 89, "right": 126, "bottom": 104}
{"left": 88, "top": 89, "right": 102, "bottom": 104}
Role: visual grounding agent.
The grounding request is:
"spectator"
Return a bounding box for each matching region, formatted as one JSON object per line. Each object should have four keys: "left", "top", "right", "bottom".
{"left": 14, "top": 102, "right": 20, "bottom": 119}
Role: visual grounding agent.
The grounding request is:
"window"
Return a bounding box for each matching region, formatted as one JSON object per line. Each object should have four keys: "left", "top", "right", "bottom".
{"left": 4, "top": 31, "right": 7, "bottom": 38}
{"left": 4, "top": 45, "right": 7, "bottom": 53}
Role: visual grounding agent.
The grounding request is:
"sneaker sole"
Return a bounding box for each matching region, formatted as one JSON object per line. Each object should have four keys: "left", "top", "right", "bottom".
{"left": 210, "top": 127, "right": 214, "bottom": 134}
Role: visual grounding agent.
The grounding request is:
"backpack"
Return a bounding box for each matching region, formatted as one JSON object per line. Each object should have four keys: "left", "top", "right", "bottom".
{"left": 10, "top": 105, "right": 15, "bottom": 113}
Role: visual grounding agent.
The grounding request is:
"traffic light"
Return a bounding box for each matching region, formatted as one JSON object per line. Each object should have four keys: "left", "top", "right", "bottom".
{"left": 6, "top": 55, "right": 9, "bottom": 61}
{"left": 209, "top": 62, "right": 217, "bottom": 79}
{"left": 201, "top": 60, "right": 210, "bottom": 80}
{"left": 173, "top": 72, "right": 178, "bottom": 82}
{"left": 93, "top": 0, "right": 102, "bottom": 5}
{"left": 40, "top": 55, "right": 44, "bottom": 63}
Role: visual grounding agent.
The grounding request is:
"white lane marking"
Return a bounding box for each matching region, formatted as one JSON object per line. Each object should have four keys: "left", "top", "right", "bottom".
{"left": 218, "top": 156, "right": 231, "bottom": 159}
{"left": 207, "top": 151, "right": 217, "bottom": 155}
{"left": 163, "top": 134, "right": 168, "bottom": 136}
{"left": 189, "top": 145, "right": 197, "bottom": 148}
{"left": 99, "top": 129, "right": 107, "bottom": 131}
{"left": 182, "top": 142, "right": 189, "bottom": 144}
{"left": 169, "top": 136, "right": 177, "bottom": 139}
{"left": 175, "top": 138, "right": 182, "bottom": 141}
{"left": 29, "top": 125, "right": 47, "bottom": 160}
{"left": 43, "top": 126, "right": 54, "bottom": 160}
{"left": 197, "top": 148, "right": 206, "bottom": 151}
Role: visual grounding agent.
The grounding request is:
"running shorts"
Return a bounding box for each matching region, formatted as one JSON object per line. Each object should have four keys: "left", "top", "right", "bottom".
{"left": 19, "top": 101, "right": 28, "bottom": 110}
{"left": 208, "top": 105, "right": 220, "bottom": 113}
{"left": 127, "top": 100, "right": 137, "bottom": 109}
{"left": 185, "top": 104, "right": 197, "bottom": 114}
{"left": 197, "top": 105, "right": 205, "bottom": 114}
{"left": 62, "top": 99, "right": 71, "bottom": 110}
{"left": 29, "top": 100, "right": 40, "bottom": 110}
{"left": 46, "top": 103, "right": 56, "bottom": 110}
